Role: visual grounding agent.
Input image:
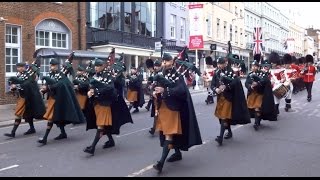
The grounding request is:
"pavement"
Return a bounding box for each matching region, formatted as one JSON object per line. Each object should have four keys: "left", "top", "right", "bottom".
{"left": 0, "top": 86, "right": 207, "bottom": 128}
{"left": 0, "top": 77, "right": 320, "bottom": 176}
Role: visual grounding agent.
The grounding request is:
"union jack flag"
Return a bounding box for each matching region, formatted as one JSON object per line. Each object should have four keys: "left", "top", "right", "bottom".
{"left": 253, "top": 27, "right": 263, "bottom": 55}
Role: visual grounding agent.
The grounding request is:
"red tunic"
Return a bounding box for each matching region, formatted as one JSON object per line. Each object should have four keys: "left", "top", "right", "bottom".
{"left": 303, "top": 65, "right": 316, "bottom": 82}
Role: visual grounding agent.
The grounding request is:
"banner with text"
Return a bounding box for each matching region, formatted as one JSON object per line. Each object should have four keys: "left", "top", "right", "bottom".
{"left": 188, "top": 4, "right": 204, "bottom": 49}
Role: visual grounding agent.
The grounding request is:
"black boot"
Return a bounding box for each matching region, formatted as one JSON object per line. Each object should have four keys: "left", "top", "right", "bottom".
{"left": 128, "top": 104, "right": 133, "bottom": 111}
{"left": 145, "top": 99, "right": 152, "bottom": 111}
{"left": 275, "top": 104, "right": 280, "bottom": 115}
{"left": 84, "top": 129, "right": 103, "bottom": 156}
{"left": 103, "top": 132, "right": 115, "bottom": 149}
{"left": 54, "top": 124, "right": 67, "bottom": 140}
{"left": 253, "top": 113, "right": 261, "bottom": 131}
{"left": 24, "top": 119, "right": 36, "bottom": 135}
{"left": 132, "top": 108, "right": 139, "bottom": 113}
{"left": 215, "top": 122, "right": 226, "bottom": 146}
{"left": 38, "top": 122, "right": 53, "bottom": 145}
{"left": 153, "top": 140, "right": 172, "bottom": 173}
{"left": 285, "top": 99, "right": 291, "bottom": 112}
{"left": 149, "top": 117, "right": 157, "bottom": 135}
{"left": 4, "top": 119, "right": 21, "bottom": 138}
{"left": 167, "top": 148, "right": 182, "bottom": 162}
{"left": 224, "top": 124, "right": 233, "bottom": 139}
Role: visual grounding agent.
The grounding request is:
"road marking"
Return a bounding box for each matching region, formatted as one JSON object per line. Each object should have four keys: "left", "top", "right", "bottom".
{"left": 0, "top": 165, "right": 19, "bottom": 172}
{"left": 0, "top": 135, "right": 37, "bottom": 145}
{"left": 126, "top": 124, "right": 244, "bottom": 177}
{"left": 116, "top": 128, "right": 150, "bottom": 138}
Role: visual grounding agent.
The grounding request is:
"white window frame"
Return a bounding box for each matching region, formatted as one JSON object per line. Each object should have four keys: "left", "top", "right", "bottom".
{"left": 180, "top": 17, "right": 186, "bottom": 41}
{"left": 5, "top": 24, "right": 22, "bottom": 77}
{"left": 35, "top": 30, "right": 68, "bottom": 50}
{"left": 170, "top": 14, "right": 176, "bottom": 39}
{"left": 216, "top": 18, "right": 220, "bottom": 39}
{"left": 206, "top": 14, "right": 212, "bottom": 37}
{"left": 235, "top": 26, "right": 238, "bottom": 43}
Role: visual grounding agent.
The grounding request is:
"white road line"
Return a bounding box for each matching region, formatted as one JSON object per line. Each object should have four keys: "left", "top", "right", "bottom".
{"left": 0, "top": 135, "right": 37, "bottom": 145}
{"left": 0, "top": 120, "right": 44, "bottom": 130}
{"left": 0, "top": 165, "right": 19, "bottom": 172}
{"left": 126, "top": 124, "right": 244, "bottom": 177}
{"left": 116, "top": 128, "right": 150, "bottom": 138}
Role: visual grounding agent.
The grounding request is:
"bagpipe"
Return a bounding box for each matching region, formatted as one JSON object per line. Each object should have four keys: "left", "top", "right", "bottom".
{"left": 152, "top": 46, "right": 201, "bottom": 89}
{"left": 61, "top": 51, "right": 75, "bottom": 77}
{"left": 8, "top": 54, "right": 42, "bottom": 97}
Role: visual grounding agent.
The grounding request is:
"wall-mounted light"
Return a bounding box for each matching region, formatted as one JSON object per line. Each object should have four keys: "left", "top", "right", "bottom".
{"left": 0, "top": 17, "right": 8, "bottom": 22}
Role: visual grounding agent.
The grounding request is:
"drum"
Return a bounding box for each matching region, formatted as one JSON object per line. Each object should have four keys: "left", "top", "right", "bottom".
{"left": 272, "top": 83, "right": 289, "bottom": 99}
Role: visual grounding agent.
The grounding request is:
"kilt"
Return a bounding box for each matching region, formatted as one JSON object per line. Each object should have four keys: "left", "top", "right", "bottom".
{"left": 156, "top": 101, "right": 182, "bottom": 135}
{"left": 127, "top": 89, "right": 138, "bottom": 102}
{"left": 247, "top": 91, "right": 263, "bottom": 109}
{"left": 215, "top": 94, "right": 232, "bottom": 120}
{"left": 14, "top": 97, "right": 26, "bottom": 117}
{"left": 76, "top": 93, "right": 87, "bottom": 110}
{"left": 43, "top": 97, "right": 56, "bottom": 121}
{"left": 94, "top": 104, "right": 112, "bottom": 126}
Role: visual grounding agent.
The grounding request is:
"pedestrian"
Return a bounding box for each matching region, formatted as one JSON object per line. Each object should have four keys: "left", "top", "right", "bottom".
{"left": 211, "top": 57, "right": 251, "bottom": 146}
{"left": 83, "top": 58, "right": 133, "bottom": 156}
{"left": 152, "top": 53, "right": 202, "bottom": 173}
{"left": 38, "top": 58, "right": 85, "bottom": 145}
{"left": 301, "top": 54, "right": 317, "bottom": 102}
{"left": 145, "top": 59, "right": 162, "bottom": 135}
{"left": 126, "top": 67, "right": 145, "bottom": 113}
{"left": 245, "top": 60, "right": 277, "bottom": 131}
{"left": 4, "top": 61, "right": 45, "bottom": 138}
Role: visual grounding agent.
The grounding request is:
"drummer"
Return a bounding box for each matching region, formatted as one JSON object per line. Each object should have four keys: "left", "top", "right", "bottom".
{"left": 265, "top": 52, "right": 283, "bottom": 116}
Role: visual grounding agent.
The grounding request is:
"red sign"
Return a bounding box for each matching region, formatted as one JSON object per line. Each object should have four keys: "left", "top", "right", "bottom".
{"left": 189, "top": 35, "right": 204, "bottom": 49}
{"left": 188, "top": 4, "right": 204, "bottom": 9}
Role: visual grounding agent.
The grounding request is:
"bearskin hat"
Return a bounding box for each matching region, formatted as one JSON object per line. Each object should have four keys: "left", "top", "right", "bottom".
{"left": 268, "top": 52, "right": 280, "bottom": 65}
{"left": 305, "top": 54, "right": 314, "bottom": 63}
{"left": 146, "top": 59, "right": 154, "bottom": 69}
{"left": 283, "top": 54, "right": 292, "bottom": 64}
{"left": 299, "top": 57, "right": 305, "bottom": 64}
{"left": 253, "top": 54, "right": 261, "bottom": 64}
{"left": 205, "top": 56, "right": 213, "bottom": 65}
{"left": 291, "top": 55, "right": 297, "bottom": 64}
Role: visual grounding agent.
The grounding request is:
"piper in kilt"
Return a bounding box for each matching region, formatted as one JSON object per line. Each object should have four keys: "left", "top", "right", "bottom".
{"left": 4, "top": 61, "right": 45, "bottom": 138}
{"left": 211, "top": 57, "right": 251, "bottom": 146}
{"left": 38, "top": 59, "right": 85, "bottom": 145}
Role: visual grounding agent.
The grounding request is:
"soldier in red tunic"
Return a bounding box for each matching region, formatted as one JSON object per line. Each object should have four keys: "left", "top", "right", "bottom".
{"left": 301, "top": 55, "right": 317, "bottom": 102}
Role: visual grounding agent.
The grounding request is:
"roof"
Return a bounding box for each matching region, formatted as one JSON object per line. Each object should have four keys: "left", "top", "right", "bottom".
{"left": 33, "top": 48, "right": 120, "bottom": 59}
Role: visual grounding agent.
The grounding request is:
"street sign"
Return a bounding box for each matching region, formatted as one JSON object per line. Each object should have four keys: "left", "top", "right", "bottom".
{"left": 189, "top": 35, "right": 204, "bottom": 49}
{"left": 155, "top": 41, "right": 162, "bottom": 52}
{"left": 210, "top": 44, "right": 216, "bottom": 50}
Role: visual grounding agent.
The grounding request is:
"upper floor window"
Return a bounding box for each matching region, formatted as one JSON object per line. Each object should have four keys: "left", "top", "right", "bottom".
{"left": 5, "top": 25, "right": 21, "bottom": 76}
{"left": 240, "top": 9, "right": 243, "bottom": 18}
{"left": 235, "top": 6, "right": 238, "bottom": 16}
{"left": 207, "top": 14, "right": 212, "bottom": 37}
{"left": 217, "top": 18, "right": 220, "bottom": 39}
{"left": 35, "top": 19, "right": 71, "bottom": 78}
{"left": 170, "top": 14, "right": 176, "bottom": 39}
{"left": 180, "top": 17, "right": 186, "bottom": 41}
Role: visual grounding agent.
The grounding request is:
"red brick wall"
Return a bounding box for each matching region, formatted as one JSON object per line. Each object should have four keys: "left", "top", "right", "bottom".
{"left": 0, "top": 2, "right": 87, "bottom": 105}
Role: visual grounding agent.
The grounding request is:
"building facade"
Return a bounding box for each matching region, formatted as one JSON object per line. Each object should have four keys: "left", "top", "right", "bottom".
{"left": 304, "top": 35, "right": 315, "bottom": 56}
{"left": 163, "top": 2, "right": 189, "bottom": 55}
{"left": 306, "top": 28, "right": 320, "bottom": 60}
{"left": 0, "top": 2, "right": 87, "bottom": 105}
{"left": 86, "top": 2, "right": 168, "bottom": 75}
{"left": 195, "top": 2, "right": 248, "bottom": 72}
{"left": 288, "top": 21, "right": 305, "bottom": 58}
{"left": 244, "top": 2, "right": 290, "bottom": 61}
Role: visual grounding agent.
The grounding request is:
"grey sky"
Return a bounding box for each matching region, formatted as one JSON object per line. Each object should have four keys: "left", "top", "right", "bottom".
{"left": 271, "top": 2, "right": 320, "bottom": 29}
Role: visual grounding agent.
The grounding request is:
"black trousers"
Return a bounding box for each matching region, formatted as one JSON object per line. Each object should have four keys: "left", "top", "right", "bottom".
{"left": 304, "top": 82, "right": 313, "bottom": 98}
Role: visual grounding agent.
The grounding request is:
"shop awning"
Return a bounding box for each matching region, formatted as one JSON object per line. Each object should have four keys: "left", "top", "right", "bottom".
{"left": 33, "top": 48, "right": 120, "bottom": 59}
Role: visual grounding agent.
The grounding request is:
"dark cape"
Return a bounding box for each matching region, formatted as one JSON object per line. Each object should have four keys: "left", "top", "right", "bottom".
{"left": 211, "top": 68, "right": 251, "bottom": 125}
{"left": 159, "top": 76, "right": 203, "bottom": 151}
{"left": 230, "top": 77, "right": 251, "bottom": 125}
{"left": 86, "top": 76, "right": 133, "bottom": 135}
{"left": 49, "top": 75, "right": 85, "bottom": 125}
{"left": 18, "top": 78, "right": 46, "bottom": 120}
{"left": 245, "top": 73, "right": 277, "bottom": 121}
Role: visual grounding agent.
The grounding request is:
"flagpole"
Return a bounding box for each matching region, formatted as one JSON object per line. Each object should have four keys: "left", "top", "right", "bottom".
{"left": 194, "top": 49, "right": 199, "bottom": 90}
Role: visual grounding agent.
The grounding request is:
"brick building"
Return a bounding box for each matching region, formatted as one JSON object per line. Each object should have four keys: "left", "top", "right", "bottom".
{"left": 0, "top": 2, "right": 87, "bottom": 105}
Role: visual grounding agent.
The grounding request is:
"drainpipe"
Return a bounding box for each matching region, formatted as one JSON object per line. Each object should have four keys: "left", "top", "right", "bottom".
{"left": 77, "top": 2, "right": 82, "bottom": 50}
